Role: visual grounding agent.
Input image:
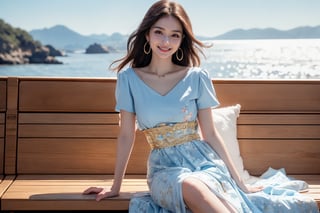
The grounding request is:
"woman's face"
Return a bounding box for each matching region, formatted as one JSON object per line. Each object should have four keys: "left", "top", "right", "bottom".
{"left": 147, "top": 15, "right": 183, "bottom": 60}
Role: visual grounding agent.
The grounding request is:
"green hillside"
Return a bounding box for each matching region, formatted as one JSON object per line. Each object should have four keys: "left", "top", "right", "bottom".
{"left": 0, "top": 19, "right": 61, "bottom": 64}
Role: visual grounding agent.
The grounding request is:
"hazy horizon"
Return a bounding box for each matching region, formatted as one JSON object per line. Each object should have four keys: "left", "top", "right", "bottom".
{"left": 1, "top": 0, "right": 320, "bottom": 37}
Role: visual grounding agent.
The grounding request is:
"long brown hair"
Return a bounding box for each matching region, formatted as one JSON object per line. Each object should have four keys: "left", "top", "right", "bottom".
{"left": 110, "top": 0, "right": 210, "bottom": 72}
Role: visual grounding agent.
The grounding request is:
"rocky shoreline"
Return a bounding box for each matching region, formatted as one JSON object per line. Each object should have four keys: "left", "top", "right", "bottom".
{"left": 0, "top": 45, "right": 64, "bottom": 65}
{"left": 0, "top": 19, "right": 63, "bottom": 65}
{"left": 1, "top": 19, "right": 123, "bottom": 65}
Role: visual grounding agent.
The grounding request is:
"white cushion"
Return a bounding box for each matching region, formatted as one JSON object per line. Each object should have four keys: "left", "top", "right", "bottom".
{"left": 212, "top": 104, "right": 255, "bottom": 183}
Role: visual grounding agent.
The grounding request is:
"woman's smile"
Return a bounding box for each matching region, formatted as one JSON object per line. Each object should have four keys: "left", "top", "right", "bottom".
{"left": 158, "top": 46, "right": 171, "bottom": 53}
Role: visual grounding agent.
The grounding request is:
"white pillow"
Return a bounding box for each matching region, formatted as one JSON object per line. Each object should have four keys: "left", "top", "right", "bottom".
{"left": 212, "top": 104, "right": 255, "bottom": 183}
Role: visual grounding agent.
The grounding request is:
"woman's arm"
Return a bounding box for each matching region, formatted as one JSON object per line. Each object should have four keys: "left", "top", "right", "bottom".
{"left": 83, "top": 110, "right": 136, "bottom": 201}
{"left": 198, "top": 108, "right": 262, "bottom": 193}
{"left": 112, "top": 110, "right": 137, "bottom": 193}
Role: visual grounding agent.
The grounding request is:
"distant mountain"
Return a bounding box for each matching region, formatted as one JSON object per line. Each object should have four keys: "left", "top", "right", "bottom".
{"left": 213, "top": 25, "right": 320, "bottom": 40}
{"left": 29, "top": 25, "right": 320, "bottom": 52}
{"left": 30, "top": 25, "right": 127, "bottom": 51}
{"left": 30, "top": 25, "right": 90, "bottom": 51}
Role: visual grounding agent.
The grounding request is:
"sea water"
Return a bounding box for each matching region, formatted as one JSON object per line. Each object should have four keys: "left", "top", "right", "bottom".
{"left": 0, "top": 39, "right": 319, "bottom": 79}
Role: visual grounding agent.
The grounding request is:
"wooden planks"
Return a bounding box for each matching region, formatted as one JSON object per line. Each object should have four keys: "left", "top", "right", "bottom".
{"left": 239, "top": 139, "right": 320, "bottom": 175}
{"left": 213, "top": 80, "right": 320, "bottom": 112}
{"left": 2, "top": 174, "right": 318, "bottom": 210}
{"left": 19, "top": 78, "right": 117, "bottom": 112}
{"left": 19, "top": 113, "right": 119, "bottom": 124}
{"left": 5, "top": 78, "right": 18, "bottom": 175}
{"left": 18, "top": 113, "right": 120, "bottom": 138}
{"left": 17, "top": 137, "right": 149, "bottom": 175}
{"left": 17, "top": 113, "right": 149, "bottom": 175}
{"left": 16, "top": 79, "right": 120, "bottom": 175}
{"left": 0, "top": 114, "right": 4, "bottom": 137}
{"left": 1, "top": 175, "right": 148, "bottom": 211}
{"left": 17, "top": 79, "right": 320, "bottom": 113}
{"left": 1, "top": 77, "right": 319, "bottom": 211}
{"left": 0, "top": 114, "right": 4, "bottom": 175}
{"left": 0, "top": 175, "right": 15, "bottom": 207}
{"left": 0, "top": 79, "right": 6, "bottom": 111}
{"left": 19, "top": 124, "right": 119, "bottom": 138}
{"left": 0, "top": 79, "right": 6, "bottom": 175}
{"left": 238, "top": 114, "right": 320, "bottom": 125}
{"left": 237, "top": 114, "right": 320, "bottom": 175}
{"left": 17, "top": 138, "right": 118, "bottom": 174}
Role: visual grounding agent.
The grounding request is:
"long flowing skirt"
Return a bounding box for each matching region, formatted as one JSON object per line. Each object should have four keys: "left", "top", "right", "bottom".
{"left": 129, "top": 140, "right": 318, "bottom": 213}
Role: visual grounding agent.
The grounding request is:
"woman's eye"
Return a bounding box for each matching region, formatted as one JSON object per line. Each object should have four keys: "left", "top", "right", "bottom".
{"left": 172, "top": 34, "right": 180, "bottom": 38}
{"left": 154, "top": 30, "right": 162, "bottom": 35}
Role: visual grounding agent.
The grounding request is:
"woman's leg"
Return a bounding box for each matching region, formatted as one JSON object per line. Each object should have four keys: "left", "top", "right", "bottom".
{"left": 182, "top": 177, "right": 237, "bottom": 213}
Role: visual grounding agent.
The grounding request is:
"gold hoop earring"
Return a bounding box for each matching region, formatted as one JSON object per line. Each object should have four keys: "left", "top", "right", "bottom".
{"left": 176, "top": 48, "right": 183, "bottom": 61}
{"left": 144, "top": 41, "right": 151, "bottom": 55}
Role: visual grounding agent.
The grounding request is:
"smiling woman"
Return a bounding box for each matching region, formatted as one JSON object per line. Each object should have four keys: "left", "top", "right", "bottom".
{"left": 82, "top": 1, "right": 319, "bottom": 213}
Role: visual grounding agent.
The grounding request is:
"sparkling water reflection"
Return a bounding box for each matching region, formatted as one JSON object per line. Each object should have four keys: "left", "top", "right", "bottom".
{"left": 1, "top": 39, "right": 319, "bottom": 79}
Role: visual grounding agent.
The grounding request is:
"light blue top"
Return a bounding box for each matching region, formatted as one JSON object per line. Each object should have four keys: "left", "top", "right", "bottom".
{"left": 115, "top": 67, "right": 219, "bottom": 130}
{"left": 116, "top": 66, "right": 319, "bottom": 213}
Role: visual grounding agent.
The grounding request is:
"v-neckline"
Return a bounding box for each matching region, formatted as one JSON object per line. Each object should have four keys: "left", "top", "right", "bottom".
{"left": 131, "top": 67, "right": 190, "bottom": 97}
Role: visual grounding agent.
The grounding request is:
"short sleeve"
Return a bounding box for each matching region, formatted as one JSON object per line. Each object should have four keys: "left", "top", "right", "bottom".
{"left": 115, "top": 70, "right": 135, "bottom": 113}
{"left": 197, "top": 69, "right": 220, "bottom": 109}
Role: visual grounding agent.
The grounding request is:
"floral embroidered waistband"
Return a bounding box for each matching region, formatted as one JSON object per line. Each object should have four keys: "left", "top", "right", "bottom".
{"left": 142, "top": 120, "right": 200, "bottom": 150}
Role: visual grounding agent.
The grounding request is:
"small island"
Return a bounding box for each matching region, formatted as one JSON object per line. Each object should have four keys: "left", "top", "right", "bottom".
{"left": 85, "top": 43, "right": 110, "bottom": 54}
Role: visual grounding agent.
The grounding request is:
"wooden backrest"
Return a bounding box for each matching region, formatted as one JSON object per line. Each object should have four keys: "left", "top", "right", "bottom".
{"left": 0, "top": 78, "right": 6, "bottom": 175}
{"left": 12, "top": 78, "right": 320, "bottom": 176}
{"left": 16, "top": 78, "right": 149, "bottom": 175}
{"left": 214, "top": 80, "right": 320, "bottom": 175}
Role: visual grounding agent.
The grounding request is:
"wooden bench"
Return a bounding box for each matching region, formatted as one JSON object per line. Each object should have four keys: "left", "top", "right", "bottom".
{"left": 0, "top": 78, "right": 5, "bottom": 178}
{"left": 0, "top": 78, "right": 18, "bottom": 211}
{"left": 0, "top": 78, "right": 8, "bottom": 207}
{"left": 0, "top": 77, "right": 319, "bottom": 211}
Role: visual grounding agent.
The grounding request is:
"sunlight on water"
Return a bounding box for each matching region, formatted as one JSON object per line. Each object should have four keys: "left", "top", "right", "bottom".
{"left": 0, "top": 39, "right": 319, "bottom": 79}
{"left": 202, "top": 39, "right": 320, "bottom": 79}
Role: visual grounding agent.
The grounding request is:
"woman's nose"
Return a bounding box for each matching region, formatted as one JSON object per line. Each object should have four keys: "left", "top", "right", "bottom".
{"left": 162, "top": 35, "right": 170, "bottom": 44}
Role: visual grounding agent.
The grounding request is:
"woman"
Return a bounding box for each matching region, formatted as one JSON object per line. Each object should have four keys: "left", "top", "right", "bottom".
{"left": 83, "top": 1, "right": 318, "bottom": 212}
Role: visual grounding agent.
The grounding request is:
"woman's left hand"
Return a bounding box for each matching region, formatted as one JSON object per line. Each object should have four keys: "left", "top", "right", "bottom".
{"left": 83, "top": 186, "right": 119, "bottom": 201}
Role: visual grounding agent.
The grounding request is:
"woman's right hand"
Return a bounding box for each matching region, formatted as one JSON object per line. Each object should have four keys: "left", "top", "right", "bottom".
{"left": 241, "top": 184, "right": 264, "bottom": 194}
{"left": 83, "top": 186, "right": 119, "bottom": 201}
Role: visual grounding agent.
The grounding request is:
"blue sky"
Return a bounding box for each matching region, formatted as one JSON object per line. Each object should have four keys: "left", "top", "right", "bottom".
{"left": 1, "top": 0, "right": 320, "bottom": 37}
